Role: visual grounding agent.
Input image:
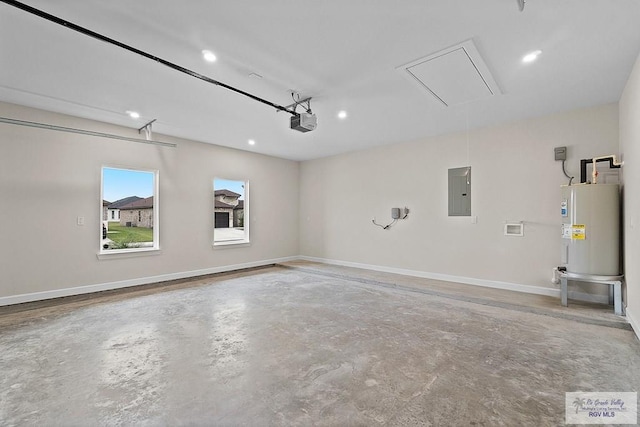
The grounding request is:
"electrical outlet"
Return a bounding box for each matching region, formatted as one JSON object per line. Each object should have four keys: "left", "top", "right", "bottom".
{"left": 554, "top": 146, "right": 567, "bottom": 161}
{"left": 77, "top": 216, "right": 85, "bottom": 226}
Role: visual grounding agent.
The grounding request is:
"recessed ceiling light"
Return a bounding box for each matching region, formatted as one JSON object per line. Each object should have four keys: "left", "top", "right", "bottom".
{"left": 202, "top": 50, "right": 217, "bottom": 63}
{"left": 127, "top": 111, "right": 140, "bottom": 119}
{"left": 522, "top": 50, "right": 542, "bottom": 63}
{"left": 337, "top": 110, "right": 348, "bottom": 119}
{"left": 248, "top": 139, "right": 256, "bottom": 146}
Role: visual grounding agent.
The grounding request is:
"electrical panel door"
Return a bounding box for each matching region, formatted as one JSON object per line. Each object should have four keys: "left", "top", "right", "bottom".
{"left": 448, "top": 167, "right": 471, "bottom": 216}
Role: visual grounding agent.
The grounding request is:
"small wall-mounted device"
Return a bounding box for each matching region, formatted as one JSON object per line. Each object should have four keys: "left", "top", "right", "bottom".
{"left": 391, "top": 207, "right": 410, "bottom": 219}
{"left": 554, "top": 146, "right": 567, "bottom": 161}
{"left": 373, "top": 207, "right": 409, "bottom": 230}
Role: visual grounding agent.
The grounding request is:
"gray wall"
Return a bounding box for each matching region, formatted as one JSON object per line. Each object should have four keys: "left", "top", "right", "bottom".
{"left": 0, "top": 102, "right": 299, "bottom": 301}
{"left": 620, "top": 52, "right": 640, "bottom": 332}
{"left": 299, "top": 104, "right": 619, "bottom": 291}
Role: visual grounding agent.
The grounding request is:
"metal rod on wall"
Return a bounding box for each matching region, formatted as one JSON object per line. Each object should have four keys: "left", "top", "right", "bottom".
{"left": 0, "top": 116, "right": 177, "bottom": 148}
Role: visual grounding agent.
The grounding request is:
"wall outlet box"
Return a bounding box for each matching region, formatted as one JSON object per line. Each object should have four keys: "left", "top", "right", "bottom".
{"left": 504, "top": 223, "right": 524, "bottom": 236}
{"left": 554, "top": 146, "right": 567, "bottom": 161}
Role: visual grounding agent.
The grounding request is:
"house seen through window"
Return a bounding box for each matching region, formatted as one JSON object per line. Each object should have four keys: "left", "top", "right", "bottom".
{"left": 101, "top": 167, "right": 158, "bottom": 252}
{"left": 213, "top": 178, "right": 248, "bottom": 245}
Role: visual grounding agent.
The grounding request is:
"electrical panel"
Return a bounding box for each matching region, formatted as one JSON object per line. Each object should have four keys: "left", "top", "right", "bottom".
{"left": 448, "top": 167, "right": 471, "bottom": 216}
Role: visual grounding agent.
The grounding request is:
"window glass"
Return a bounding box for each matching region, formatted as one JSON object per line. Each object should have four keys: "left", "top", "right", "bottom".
{"left": 213, "top": 178, "right": 248, "bottom": 245}
{"left": 101, "top": 167, "right": 158, "bottom": 252}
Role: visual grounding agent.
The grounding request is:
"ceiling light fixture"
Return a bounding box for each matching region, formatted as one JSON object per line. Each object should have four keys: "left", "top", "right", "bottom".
{"left": 337, "top": 111, "right": 348, "bottom": 120}
{"left": 522, "top": 50, "right": 542, "bottom": 63}
{"left": 202, "top": 50, "right": 217, "bottom": 63}
{"left": 127, "top": 111, "right": 140, "bottom": 119}
{"left": 248, "top": 139, "right": 256, "bottom": 146}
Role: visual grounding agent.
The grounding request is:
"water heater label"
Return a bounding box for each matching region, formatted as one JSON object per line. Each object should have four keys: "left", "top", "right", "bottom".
{"left": 561, "top": 200, "right": 568, "bottom": 217}
{"left": 572, "top": 224, "right": 586, "bottom": 240}
{"left": 562, "top": 224, "right": 571, "bottom": 239}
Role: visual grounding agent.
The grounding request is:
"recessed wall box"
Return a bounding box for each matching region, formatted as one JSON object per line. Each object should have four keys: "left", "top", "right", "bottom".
{"left": 504, "top": 223, "right": 524, "bottom": 236}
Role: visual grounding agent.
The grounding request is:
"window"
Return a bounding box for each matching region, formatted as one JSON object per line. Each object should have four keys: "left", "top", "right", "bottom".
{"left": 101, "top": 167, "right": 159, "bottom": 253}
{"left": 213, "top": 178, "right": 249, "bottom": 246}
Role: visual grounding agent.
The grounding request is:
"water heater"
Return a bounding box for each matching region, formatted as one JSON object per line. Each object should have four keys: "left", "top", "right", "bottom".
{"left": 561, "top": 184, "right": 620, "bottom": 275}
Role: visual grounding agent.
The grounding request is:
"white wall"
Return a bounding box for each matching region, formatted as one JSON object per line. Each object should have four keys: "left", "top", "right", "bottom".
{"left": 299, "top": 104, "right": 619, "bottom": 292}
{"left": 0, "top": 100, "right": 625, "bottom": 305}
{"left": 0, "top": 102, "right": 299, "bottom": 302}
{"left": 620, "top": 52, "right": 640, "bottom": 332}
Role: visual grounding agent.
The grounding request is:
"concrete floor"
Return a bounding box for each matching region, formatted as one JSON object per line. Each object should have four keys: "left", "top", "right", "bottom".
{"left": 1, "top": 262, "right": 639, "bottom": 426}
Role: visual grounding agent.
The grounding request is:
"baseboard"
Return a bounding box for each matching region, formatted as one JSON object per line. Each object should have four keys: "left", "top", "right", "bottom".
{"left": 626, "top": 308, "right": 640, "bottom": 341}
{"left": 0, "top": 254, "right": 614, "bottom": 308}
{"left": 297, "top": 256, "right": 610, "bottom": 302}
{"left": 0, "top": 256, "right": 298, "bottom": 307}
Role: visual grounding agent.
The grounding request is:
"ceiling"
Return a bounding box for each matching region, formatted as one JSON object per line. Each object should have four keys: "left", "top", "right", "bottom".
{"left": 1, "top": 0, "right": 639, "bottom": 161}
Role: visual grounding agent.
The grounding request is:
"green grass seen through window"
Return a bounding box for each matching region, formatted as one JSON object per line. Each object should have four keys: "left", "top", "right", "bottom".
{"left": 107, "top": 223, "right": 153, "bottom": 244}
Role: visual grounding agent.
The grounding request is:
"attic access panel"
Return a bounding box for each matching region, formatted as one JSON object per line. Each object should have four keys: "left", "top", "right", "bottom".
{"left": 398, "top": 40, "right": 501, "bottom": 107}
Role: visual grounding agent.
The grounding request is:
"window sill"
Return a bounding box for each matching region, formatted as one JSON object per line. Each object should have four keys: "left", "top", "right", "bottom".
{"left": 97, "top": 247, "right": 162, "bottom": 260}
{"left": 213, "top": 239, "right": 250, "bottom": 248}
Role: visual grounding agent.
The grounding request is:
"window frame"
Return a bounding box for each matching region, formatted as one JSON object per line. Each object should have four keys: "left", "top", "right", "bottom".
{"left": 99, "top": 166, "right": 160, "bottom": 256}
